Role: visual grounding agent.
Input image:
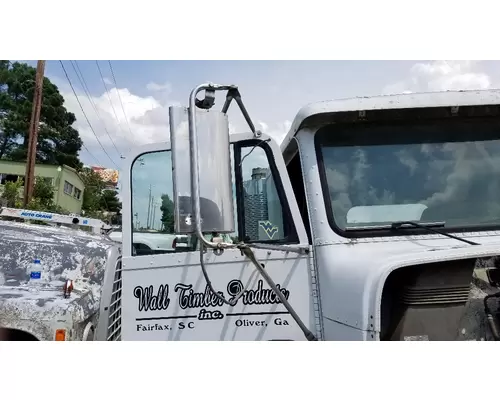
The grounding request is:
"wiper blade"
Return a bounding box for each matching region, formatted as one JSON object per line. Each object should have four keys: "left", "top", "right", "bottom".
{"left": 347, "top": 221, "right": 446, "bottom": 231}
{"left": 391, "top": 221, "right": 480, "bottom": 246}
{"left": 346, "top": 220, "right": 480, "bottom": 246}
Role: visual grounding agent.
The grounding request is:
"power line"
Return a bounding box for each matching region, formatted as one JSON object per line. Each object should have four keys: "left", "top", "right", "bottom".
{"left": 80, "top": 143, "right": 103, "bottom": 166}
{"left": 72, "top": 135, "right": 103, "bottom": 166}
{"left": 67, "top": 132, "right": 102, "bottom": 167}
{"left": 59, "top": 61, "right": 109, "bottom": 167}
{"left": 59, "top": 60, "right": 119, "bottom": 169}
{"left": 107, "top": 61, "right": 136, "bottom": 144}
{"left": 70, "top": 61, "right": 122, "bottom": 159}
{"left": 95, "top": 61, "right": 130, "bottom": 148}
{"left": 72, "top": 61, "right": 122, "bottom": 158}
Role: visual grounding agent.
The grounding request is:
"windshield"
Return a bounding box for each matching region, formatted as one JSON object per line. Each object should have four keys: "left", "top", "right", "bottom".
{"left": 316, "top": 117, "right": 500, "bottom": 232}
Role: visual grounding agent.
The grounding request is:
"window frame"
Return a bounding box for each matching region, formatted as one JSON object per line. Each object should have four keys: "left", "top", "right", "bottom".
{"left": 314, "top": 116, "right": 500, "bottom": 240}
{"left": 129, "top": 139, "right": 300, "bottom": 257}
{"left": 129, "top": 149, "right": 198, "bottom": 257}
{"left": 234, "top": 139, "right": 299, "bottom": 245}
{"left": 63, "top": 181, "right": 73, "bottom": 196}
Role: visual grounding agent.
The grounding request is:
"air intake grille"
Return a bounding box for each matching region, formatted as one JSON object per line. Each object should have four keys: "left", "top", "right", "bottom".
{"left": 401, "top": 285, "right": 471, "bottom": 305}
{"left": 106, "top": 259, "right": 122, "bottom": 341}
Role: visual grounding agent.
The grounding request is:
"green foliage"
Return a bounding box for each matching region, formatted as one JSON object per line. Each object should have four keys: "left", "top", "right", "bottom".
{"left": 100, "top": 189, "right": 121, "bottom": 213}
{"left": 0, "top": 177, "right": 23, "bottom": 207}
{"left": 80, "top": 167, "right": 105, "bottom": 212}
{"left": 25, "top": 196, "right": 69, "bottom": 225}
{"left": 79, "top": 167, "right": 121, "bottom": 217}
{"left": 160, "top": 194, "right": 174, "bottom": 233}
{"left": 32, "top": 177, "right": 54, "bottom": 208}
{"left": 0, "top": 61, "right": 83, "bottom": 169}
{"left": 110, "top": 212, "right": 122, "bottom": 225}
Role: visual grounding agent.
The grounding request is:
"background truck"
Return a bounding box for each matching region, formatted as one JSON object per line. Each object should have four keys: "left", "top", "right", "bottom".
{"left": 108, "top": 229, "right": 192, "bottom": 255}
{"left": 0, "top": 209, "right": 120, "bottom": 340}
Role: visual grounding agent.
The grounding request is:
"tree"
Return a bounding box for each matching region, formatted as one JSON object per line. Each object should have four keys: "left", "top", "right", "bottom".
{"left": 110, "top": 212, "right": 122, "bottom": 225}
{"left": 0, "top": 61, "right": 83, "bottom": 168}
{"left": 30, "top": 177, "right": 56, "bottom": 209}
{"left": 80, "top": 167, "right": 105, "bottom": 213}
{"left": 160, "top": 194, "right": 174, "bottom": 233}
{"left": 100, "top": 189, "right": 121, "bottom": 213}
{"left": 0, "top": 177, "right": 23, "bottom": 207}
{"left": 79, "top": 167, "right": 121, "bottom": 219}
{"left": 0, "top": 61, "right": 17, "bottom": 158}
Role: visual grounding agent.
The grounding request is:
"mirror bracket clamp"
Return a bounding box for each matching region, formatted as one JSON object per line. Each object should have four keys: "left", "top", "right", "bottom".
{"left": 195, "top": 88, "right": 216, "bottom": 110}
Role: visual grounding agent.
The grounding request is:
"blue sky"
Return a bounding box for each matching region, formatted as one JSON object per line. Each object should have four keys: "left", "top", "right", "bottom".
{"left": 14, "top": 60, "right": 500, "bottom": 227}
{"left": 16, "top": 60, "right": 500, "bottom": 169}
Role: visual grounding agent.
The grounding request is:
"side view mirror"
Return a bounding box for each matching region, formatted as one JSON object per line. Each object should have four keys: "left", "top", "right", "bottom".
{"left": 170, "top": 83, "right": 262, "bottom": 242}
{"left": 170, "top": 105, "right": 235, "bottom": 235}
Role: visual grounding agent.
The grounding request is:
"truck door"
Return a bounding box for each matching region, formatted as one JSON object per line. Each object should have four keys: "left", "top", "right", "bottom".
{"left": 120, "top": 135, "right": 319, "bottom": 341}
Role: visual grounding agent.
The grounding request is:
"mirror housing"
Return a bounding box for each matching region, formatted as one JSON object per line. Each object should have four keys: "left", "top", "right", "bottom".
{"left": 169, "top": 106, "right": 235, "bottom": 234}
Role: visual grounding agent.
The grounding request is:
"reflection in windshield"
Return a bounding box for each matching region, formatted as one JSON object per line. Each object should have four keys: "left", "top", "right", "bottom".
{"left": 317, "top": 119, "right": 500, "bottom": 230}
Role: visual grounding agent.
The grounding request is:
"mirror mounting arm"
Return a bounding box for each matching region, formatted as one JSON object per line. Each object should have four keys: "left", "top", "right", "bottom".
{"left": 188, "top": 83, "right": 261, "bottom": 249}
{"left": 193, "top": 84, "right": 262, "bottom": 138}
{"left": 220, "top": 88, "right": 262, "bottom": 139}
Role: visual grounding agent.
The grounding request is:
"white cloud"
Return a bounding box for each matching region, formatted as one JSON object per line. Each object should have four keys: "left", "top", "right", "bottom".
{"left": 103, "top": 77, "right": 113, "bottom": 86}
{"left": 146, "top": 81, "right": 172, "bottom": 93}
{"left": 58, "top": 80, "right": 288, "bottom": 172}
{"left": 60, "top": 86, "right": 163, "bottom": 159}
{"left": 257, "top": 120, "right": 292, "bottom": 144}
{"left": 382, "top": 61, "right": 493, "bottom": 95}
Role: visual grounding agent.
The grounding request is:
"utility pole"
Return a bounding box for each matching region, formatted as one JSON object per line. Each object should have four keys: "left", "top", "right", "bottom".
{"left": 23, "top": 60, "right": 46, "bottom": 207}
{"left": 151, "top": 200, "right": 157, "bottom": 229}
{"left": 146, "top": 185, "right": 152, "bottom": 229}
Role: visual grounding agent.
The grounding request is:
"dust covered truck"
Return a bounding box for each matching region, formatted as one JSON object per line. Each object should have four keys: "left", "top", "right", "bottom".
{"left": 0, "top": 210, "right": 121, "bottom": 341}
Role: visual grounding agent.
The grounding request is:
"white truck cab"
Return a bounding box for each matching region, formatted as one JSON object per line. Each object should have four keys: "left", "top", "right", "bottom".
{"left": 117, "top": 84, "right": 500, "bottom": 341}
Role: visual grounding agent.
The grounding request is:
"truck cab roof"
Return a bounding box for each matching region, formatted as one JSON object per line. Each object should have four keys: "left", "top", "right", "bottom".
{"left": 280, "top": 89, "right": 500, "bottom": 153}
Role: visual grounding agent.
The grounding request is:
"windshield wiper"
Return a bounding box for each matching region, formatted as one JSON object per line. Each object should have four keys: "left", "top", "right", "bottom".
{"left": 346, "top": 221, "right": 480, "bottom": 246}
{"left": 390, "top": 221, "right": 480, "bottom": 246}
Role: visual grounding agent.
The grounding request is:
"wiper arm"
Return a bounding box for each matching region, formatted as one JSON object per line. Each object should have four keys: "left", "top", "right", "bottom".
{"left": 391, "top": 221, "right": 480, "bottom": 246}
